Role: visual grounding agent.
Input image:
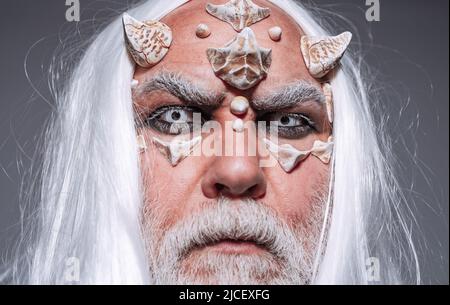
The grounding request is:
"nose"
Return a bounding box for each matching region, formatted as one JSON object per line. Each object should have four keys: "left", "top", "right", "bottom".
{"left": 201, "top": 156, "right": 267, "bottom": 199}
{"left": 201, "top": 97, "right": 267, "bottom": 199}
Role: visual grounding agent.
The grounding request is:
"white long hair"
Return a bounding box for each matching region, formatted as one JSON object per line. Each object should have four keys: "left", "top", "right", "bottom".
{"left": 4, "top": 0, "right": 420, "bottom": 284}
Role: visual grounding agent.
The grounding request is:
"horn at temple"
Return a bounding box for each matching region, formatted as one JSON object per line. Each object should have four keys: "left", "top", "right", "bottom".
{"left": 206, "top": 0, "right": 270, "bottom": 32}
{"left": 122, "top": 13, "right": 172, "bottom": 68}
{"left": 300, "top": 31, "right": 352, "bottom": 78}
{"left": 206, "top": 27, "right": 272, "bottom": 90}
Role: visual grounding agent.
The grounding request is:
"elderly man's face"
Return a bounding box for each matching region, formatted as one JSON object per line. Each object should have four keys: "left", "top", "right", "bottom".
{"left": 133, "top": 0, "right": 332, "bottom": 284}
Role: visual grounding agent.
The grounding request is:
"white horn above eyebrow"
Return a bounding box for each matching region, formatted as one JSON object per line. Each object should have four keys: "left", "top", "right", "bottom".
{"left": 300, "top": 31, "right": 352, "bottom": 78}
{"left": 122, "top": 13, "right": 172, "bottom": 68}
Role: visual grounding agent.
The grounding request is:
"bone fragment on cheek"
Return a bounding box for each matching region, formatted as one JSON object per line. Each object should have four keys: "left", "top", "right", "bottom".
{"left": 310, "top": 136, "right": 334, "bottom": 164}
{"left": 263, "top": 138, "right": 310, "bottom": 173}
{"left": 152, "top": 136, "right": 202, "bottom": 166}
{"left": 263, "top": 135, "right": 334, "bottom": 172}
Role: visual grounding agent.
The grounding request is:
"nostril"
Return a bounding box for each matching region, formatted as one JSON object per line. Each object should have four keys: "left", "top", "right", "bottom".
{"left": 247, "top": 184, "right": 257, "bottom": 194}
{"left": 248, "top": 184, "right": 265, "bottom": 198}
{"left": 216, "top": 183, "right": 263, "bottom": 198}
{"left": 215, "top": 183, "right": 225, "bottom": 192}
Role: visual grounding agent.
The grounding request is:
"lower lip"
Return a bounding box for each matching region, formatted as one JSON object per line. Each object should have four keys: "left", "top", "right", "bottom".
{"left": 204, "top": 240, "right": 267, "bottom": 255}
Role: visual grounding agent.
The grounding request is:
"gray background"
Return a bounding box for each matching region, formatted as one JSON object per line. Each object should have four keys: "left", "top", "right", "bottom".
{"left": 0, "top": 0, "right": 448, "bottom": 284}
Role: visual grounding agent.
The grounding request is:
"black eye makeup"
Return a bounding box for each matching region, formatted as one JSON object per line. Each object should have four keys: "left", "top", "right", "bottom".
{"left": 259, "top": 112, "right": 318, "bottom": 139}
{"left": 143, "top": 105, "right": 208, "bottom": 135}
{"left": 137, "top": 98, "right": 324, "bottom": 139}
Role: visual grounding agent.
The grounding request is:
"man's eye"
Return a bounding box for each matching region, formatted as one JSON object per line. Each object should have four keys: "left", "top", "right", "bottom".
{"left": 262, "top": 113, "right": 316, "bottom": 139}
{"left": 271, "top": 113, "right": 306, "bottom": 127}
{"left": 160, "top": 108, "right": 192, "bottom": 124}
{"left": 145, "top": 106, "right": 203, "bottom": 135}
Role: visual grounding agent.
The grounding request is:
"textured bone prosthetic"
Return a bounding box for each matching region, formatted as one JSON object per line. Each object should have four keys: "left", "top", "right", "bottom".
{"left": 152, "top": 136, "right": 201, "bottom": 166}
{"left": 206, "top": 0, "right": 270, "bottom": 32}
{"left": 263, "top": 138, "right": 310, "bottom": 173}
{"left": 206, "top": 27, "right": 272, "bottom": 90}
{"left": 300, "top": 32, "right": 352, "bottom": 78}
{"left": 310, "top": 136, "right": 334, "bottom": 164}
{"left": 322, "top": 83, "right": 334, "bottom": 123}
{"left": 122, "top": 13, "right": 172, "bottom": 68}
{"left": 264, "top": 136, "right": 334, "bottom": 172}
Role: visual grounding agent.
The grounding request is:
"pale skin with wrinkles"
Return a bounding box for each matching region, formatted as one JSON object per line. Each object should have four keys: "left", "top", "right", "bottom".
{"left": 132, "top": 0, "right": 333, "bottom": 283}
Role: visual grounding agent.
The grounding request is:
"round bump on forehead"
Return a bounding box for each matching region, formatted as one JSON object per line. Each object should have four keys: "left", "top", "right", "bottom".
{"left": 134, "top": 0, "right": 319, "bottom": 94}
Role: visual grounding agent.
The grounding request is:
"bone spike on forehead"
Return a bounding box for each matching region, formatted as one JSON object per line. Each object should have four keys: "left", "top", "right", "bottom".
{"left": 206, "top": 0, "right": 270, "bottom": 32}
{"left": 206, "top": 27, "right": 272, "bottom": 90}
{"left": 122, "top": 13, "right": 172, "bottom": 68}
{"left": 301, "top": 31, "right": 352, "bottom": 78}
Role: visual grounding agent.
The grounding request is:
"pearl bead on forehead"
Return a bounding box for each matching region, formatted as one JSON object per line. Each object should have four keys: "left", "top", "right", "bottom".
{"left": 230, "top": 96, "right": 249, "bottom": 116}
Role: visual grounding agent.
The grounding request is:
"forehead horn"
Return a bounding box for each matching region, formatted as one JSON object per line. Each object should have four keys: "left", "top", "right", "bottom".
{"left": 122, "top": 13, "right": 173, "bottom": 68}
{"left": 206, "top": 27, "right": 272, "bottom": 90}
{"left": 206, "top": 0, "right": 271, "bottom": 32}
{"left": 300, "top": 31, "right": 352, "bottom": 78}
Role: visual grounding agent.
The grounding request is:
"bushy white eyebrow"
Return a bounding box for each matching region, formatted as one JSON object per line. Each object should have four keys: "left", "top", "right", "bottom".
{"left": 134, "top": 71, "right": 226, "bottom": 107}
{"left": 252, "top": 81, "right": 326, "bottom": 111}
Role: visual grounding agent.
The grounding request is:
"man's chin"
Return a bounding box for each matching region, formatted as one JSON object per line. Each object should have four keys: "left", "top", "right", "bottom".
{"left": 173, "top": 248, "right": 288, "bottom": 285}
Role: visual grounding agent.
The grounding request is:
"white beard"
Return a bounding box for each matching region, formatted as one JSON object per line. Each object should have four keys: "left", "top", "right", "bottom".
{"left": 142, "top": 197, "right": 325, "bottom": 285}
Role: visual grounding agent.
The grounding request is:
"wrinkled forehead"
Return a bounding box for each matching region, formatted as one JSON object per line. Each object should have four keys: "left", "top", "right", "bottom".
{"left": 133, "top": 0, "right": 319, "bottom": 96}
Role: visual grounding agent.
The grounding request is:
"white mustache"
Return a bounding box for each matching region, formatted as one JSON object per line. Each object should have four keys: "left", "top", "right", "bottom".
{"left": 156, "top": 198, "right": 302, "bottom": 262}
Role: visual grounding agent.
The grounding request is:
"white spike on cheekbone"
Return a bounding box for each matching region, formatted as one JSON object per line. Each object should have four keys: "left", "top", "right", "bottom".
{"left": 263, "top": 136, "right": 334, "bottom": 172}
{"left": 152, "top": 136, "right": 201, "bottom": 166}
